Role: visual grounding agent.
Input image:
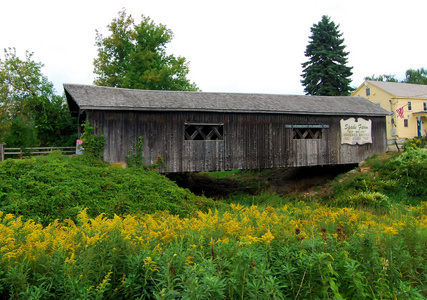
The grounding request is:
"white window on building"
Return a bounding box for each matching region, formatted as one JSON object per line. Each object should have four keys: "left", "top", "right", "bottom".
{"left": 424, "top": 102, "right": 427, "bottom": 111}
{"left": 408, "top": 101, "right": 412, "bottom": 111}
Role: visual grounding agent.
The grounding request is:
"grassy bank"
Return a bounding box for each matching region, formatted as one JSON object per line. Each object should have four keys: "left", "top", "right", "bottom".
{"left": 0, "top": 148, "right": 426, "bottom": 298}
{"left": 0, "top": 151, "right": 218, "bottom": 225}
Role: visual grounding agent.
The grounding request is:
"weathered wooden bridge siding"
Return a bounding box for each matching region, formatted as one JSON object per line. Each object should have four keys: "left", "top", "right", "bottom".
{"left": 88, "top": 110, "right": 387, "bottom": 173}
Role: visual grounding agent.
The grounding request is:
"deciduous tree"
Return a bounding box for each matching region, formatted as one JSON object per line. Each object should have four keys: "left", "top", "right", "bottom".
{"left": 301, "top": 15, "right": 353, "bottom": 96}
{"left": 0, "top": 48, "right": 76, "bottom": 147}
{"left": 364, "top": 74, "right": 398, "bottom": 82}
{"left": 364, "top": 68, "right": 427, "bottom": 84}
{"left": 93, "top": 9, "right": 198, "bottom": 91}
{"left": 404, "top": 68, "right": 427, "bottom": 84}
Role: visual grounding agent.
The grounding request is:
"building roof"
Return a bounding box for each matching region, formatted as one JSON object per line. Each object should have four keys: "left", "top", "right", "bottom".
{"left": 64, "top": 84, "right": 390, "bottom": 117}
{"left": 366, "top": 80, "right": 427, "bottom": 98}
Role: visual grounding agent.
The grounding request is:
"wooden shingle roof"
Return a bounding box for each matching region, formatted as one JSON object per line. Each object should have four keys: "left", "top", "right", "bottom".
{"left": 367, "top": 80, "right": 427, "bottom": 98}
{"left": 64, "top": 84, "right": 390, "bottom": 117}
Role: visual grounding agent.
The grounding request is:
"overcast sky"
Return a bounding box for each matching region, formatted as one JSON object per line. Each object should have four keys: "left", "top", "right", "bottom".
{"left": 1, "top": 0, "right": 426, "bottom": 95}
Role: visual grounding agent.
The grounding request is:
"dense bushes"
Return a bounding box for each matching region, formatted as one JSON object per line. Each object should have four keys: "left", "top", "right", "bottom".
{"left": 0, "top": 152, "right": 217, "bottom": 224}
{"left": 381, "top": 148, "right": 427, "bottom": 197}
{"left": 328, "top": 148, "right": 427, "bottom": 210}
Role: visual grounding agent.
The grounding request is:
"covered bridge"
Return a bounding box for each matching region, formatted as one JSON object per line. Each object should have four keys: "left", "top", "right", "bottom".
{"left": 64, "top": 84, "right": 390, "bottom": 172}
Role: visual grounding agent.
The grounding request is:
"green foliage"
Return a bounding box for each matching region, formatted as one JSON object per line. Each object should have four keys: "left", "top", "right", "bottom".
{"left": 126, "top": 136, "right": 167, "bottom": 171}
{"left": 0, "top": 152, "right": 216, "bottom": 225}
{"left": 2, "top": 115, "right": 37, "bottom": 148}
{"left": 125, "top": 136, "right": 145, "bottom": 167}
{"left": 0, "top": 48, "right": 77, "bottom": 147}
{"left": 403, "top": 137, "right": 427, "bottom": 150}
{"left": 301, "top": 15, "right": 353, "bottom": 96}
{"left": 1, "top": 150, "right": 427, "bottom": 298}
{"left": 382, "top": 149, "right": 427, "bottom": 197}
{"left": 1, "top": 205, "right": 427, "bottom": 299}
{"left": 364, "top": 68, "right": 427, "bottom": 85}
{"left": 80, "top": 119, "right": 105, "bottom": 161}
{"left": 337, "top": 191, "right": 391, "bottom": 211}
{"left": 32, "top": 93, "right": 78, "bottom": 147}
{"left": 94, "top": 9, "right": 198, "bottom": 91}
{"left": 327, "top": 149, "right": 427, "bottom": 208}
{"left": 225, "top": 192, "right": 290, "bottom": 208}
{"left": 364, "top": 74, "right": 399, "bottom": 82}
{"left": 404, "top": 67, "right": 427, "bottom": 84}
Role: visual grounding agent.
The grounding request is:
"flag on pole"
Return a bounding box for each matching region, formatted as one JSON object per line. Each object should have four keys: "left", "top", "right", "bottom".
{"left": 396, "top": 106, "right": 405, "bottom": 118}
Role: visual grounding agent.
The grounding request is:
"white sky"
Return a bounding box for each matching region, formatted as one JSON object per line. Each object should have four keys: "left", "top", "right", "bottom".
{"left": 1, "top": 0, "right": 426, "bottom": 95}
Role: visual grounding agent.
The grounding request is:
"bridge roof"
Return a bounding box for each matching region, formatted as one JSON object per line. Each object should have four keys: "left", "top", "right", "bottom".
{"left": 65, "top": 84, "right": 390, "bottom": 117}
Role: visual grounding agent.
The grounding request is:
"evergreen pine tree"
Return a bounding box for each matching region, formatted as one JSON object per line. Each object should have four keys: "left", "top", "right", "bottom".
{"left": 301, "top": 15, "right": 353, "bottom": 96}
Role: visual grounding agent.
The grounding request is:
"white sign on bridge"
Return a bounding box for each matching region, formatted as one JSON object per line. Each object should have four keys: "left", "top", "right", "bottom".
{"left": 340, "top": 118, "right": 372, "bottom": 145}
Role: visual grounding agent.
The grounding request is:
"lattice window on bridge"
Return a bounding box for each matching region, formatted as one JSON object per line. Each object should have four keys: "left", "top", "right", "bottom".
{"left": 185, "top": 123, "right": 224, "bottom": 140}
{"left": 285, "top": 124, "right": 329, "bottom": 140}
{"left": 292, "top": 127, "right": 323, "bottom": 139}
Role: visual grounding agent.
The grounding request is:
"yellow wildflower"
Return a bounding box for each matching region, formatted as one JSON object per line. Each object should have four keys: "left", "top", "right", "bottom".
{"left": 348, "top": 214, "right": 360, "bottom": 223}
{"left": 185, "top": 256, "right": 195, "bottom": 265}
{"left": 383, "top": 226, "right": 398, "bottom": 235}
{"left": 242, "top": 235, "right": 259, "bottom": 245}
{"left": 260, "top": 230, "right": 275, "bottom": 244}
{"left": 230, "top": 203, "right": 245, "bottom": 212}
{"left": 2, "top": 213, "right": 15, "bottom": 223}
{"left": 143, "top": 257, "right": 159, "bottom": 272}
{"left": 65, "top": 252, "right": 76, "bottom": 265}
{"left": 216, "top": 237, "right": 229, "bottom": 244}
{"left": 95, "top": 271, "right": 113, "bottom": 295}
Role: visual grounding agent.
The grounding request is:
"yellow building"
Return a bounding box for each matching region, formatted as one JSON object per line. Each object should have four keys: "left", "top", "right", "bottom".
{"left": 352, "top": 80, "right": 427, "bottom": 141}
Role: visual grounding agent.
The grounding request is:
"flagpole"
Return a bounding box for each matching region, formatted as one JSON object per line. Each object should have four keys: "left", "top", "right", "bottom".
{"left": 390, "top": 100, "right": 410, "bottom": 146}
{"left": 394, "top": 102, "right": 409, "bottom": 119}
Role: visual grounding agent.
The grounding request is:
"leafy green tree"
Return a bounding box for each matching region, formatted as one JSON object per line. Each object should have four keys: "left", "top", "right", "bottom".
{"left": 33, "top": 94, "right": 78, "bottom": 146}
{"left": 364, "top": 68, "right": 427, "bottom": 84}
{"left": 94, "top": 9, "right": 198, "bottom": 91}
{"left": 364, "top": 74, "right": 398, "bottom": 82}
{"left": 301, "top": 15, "right": 353, "bottom": 96}
{"left": 0, "top": 48, "right": 77, "bottom": 147}
{"left": 2, "top": 115, "right": 37, "bottom": 148}
{"left": 404, "top": 68, "right": 427, "bottom": 84}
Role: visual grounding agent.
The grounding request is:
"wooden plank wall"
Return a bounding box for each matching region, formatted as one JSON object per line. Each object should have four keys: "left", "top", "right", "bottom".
{"left": 87, "top": 110, "right": 387, "bottom": 172}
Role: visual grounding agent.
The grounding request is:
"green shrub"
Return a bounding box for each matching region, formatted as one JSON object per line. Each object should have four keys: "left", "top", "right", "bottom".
{"left": 341, "top": 191, "right": 390, "bottom": 210}
{"left": 326, "top": 149, "right": 427, "bottom": 206}
{"left": 80, "top": 119, "right": 105, "bottom": 161}
{"left": 403, "top": 137, "right": 427, "bottom": 150}
{"left": 126, "top": 136, "right": 166, "bottom": 170}
{"left": 0, "top": 152, "right": 218, "bottom": 224}
{"left": 382, "top": 149, "right": 427, "bottom": 197}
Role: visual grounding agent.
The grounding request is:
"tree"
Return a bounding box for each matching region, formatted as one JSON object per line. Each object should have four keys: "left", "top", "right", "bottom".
{"left": 404, "top": 68, "right": 427, "bottom": 84}
{"left": 364, "top": 68, "right": 427, "bottom": 84}
{"left": 364, "top": 74, "right": 398, "bottom": 82}
{"left": 301, "top": 15, "right": 353, "bottom": 96}
{"left": 0, "top": 48, "right": 77, "bottom": 147}
{"left": 94, "top": 9, "right": 198, "bottom": 91}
